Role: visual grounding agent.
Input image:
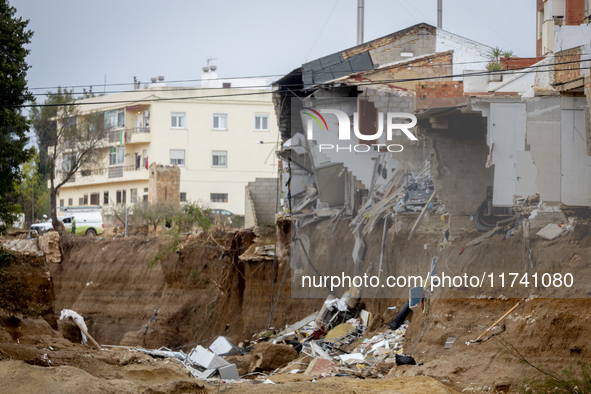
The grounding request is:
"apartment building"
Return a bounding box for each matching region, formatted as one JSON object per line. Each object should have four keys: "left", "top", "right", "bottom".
{"left": 54, "top": 72, "right": 279, "bottom": 215}
{"left": 536, "top": 0, "right": 590, "bottom": 57}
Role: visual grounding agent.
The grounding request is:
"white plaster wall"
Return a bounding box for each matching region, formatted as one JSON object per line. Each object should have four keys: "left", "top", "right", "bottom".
{"left": 489, "top": 103, "right": 527, "bottom": 206}
{"left": 463, "top": 71, "right": 490, "bottom": 92}
{"left": 526, "top": 97, "right": 562, "bottom": 203}
{"left": 435, "top": 29, "right": 492, "bottom": 79}
{"left": 494, "top": 72, "right": 536, "bottom": 95}
{"left": 516, "top": 151, "right": 539, "bottom": 197}
{"left": 561, "top": 96, "right": 591, "bottom": 205}
{"left": 554, "top": 24, "right": 591, "bottom": 53}
{"left": 149, "top": 93, "right": 279, "bottom": 214}
{"left": 534, "top": 56, "right": 556, "bottom": 90}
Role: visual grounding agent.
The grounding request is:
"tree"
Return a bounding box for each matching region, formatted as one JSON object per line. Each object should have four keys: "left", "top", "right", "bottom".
{"left": 14, "top": 148, "right": 50, "bottom": 227}
{"left": 0, "top": 0, "right": 34, "bottom": 227}
{"left": 30, "top": 89, "right": 108, "bottom": 230}
{"left": 111, "top": 201, "right": 179, "bottom": 235}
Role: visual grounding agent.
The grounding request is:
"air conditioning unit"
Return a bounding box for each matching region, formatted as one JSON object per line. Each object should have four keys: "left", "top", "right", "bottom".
{"left": 143, "top": 110, "right": 150, "bottom": 118}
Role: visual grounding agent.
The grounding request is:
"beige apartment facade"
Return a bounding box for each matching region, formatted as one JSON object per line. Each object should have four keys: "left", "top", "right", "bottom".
{"left": 54, "top": 81, "right": 279, "bottom": 215}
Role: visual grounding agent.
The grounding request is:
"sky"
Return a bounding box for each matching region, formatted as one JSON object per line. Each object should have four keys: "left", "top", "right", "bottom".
{"left": 12, "top": 0, "right": 536, "bottom": 97}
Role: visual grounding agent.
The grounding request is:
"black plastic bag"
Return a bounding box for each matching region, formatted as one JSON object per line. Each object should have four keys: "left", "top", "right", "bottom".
{"left": 388, "top": 300, "right": 410, "bottom": 330}
{"left": 395, "top": 354, "right": 416, "bottom": 365}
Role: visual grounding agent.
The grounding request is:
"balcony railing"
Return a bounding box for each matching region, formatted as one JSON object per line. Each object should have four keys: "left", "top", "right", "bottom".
{"left": 107, "top": 127, "right": 150, "bottom": 144}
{"left": 56, "top": 165, "right": 146, "bottom": 182}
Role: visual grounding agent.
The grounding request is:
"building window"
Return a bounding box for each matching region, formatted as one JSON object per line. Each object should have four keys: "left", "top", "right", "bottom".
{"left": 62, "top": 153, "right": 77, "bottom": 172}
{"left": 255, "top": 114, "right": 269, "bottom": 131}
{"left": 180, "top": 192, "right": 187, "bottom": 202}
{"left": 170, "top": 149, "right": 185, "bottom": 166}
{"left": 223, "top": 82, "right": 231, "bottom": 88}
{"left": 90, "top": 193, "right": 99, "bottom": 205}
{"left": 142, "top": 149, "right": 148, "bottom": 167}
{"left": 130, "top": 188, "right": 137, "bottom": 203}
{"left": 108, "top": 109, "right": 125, "bottom": 129}
{"left": 60, "top": 199, "right": 64, "bottom": 207}
{"left": 116, "top": 190, "right": 127, "bottom": 205}
{"left": 103, "top": 191, "right": 109, "bottom": 205}
{"left": 79, "top": 197, "right": 83, "bottom": 206}
{"left": 83, "top": 194, "right": 88, "bottom": 205}
{"left": 212, "top": 114, "right": 228, "bottom": 130}
{"left": 144, "top": 187, "right": 148, "bottom": 193}
{"left": 68, "top": 198, "right": 73, "bottom": 206}
{"left": 212, "top": 151, "right": 227, "bottom": 167}
{"left": 143, "top": 194, "right": 148, "bottom": 202}
{"left": 109, "top": 147, "right": 125, "bottom": 166}
{"left": 210, "top": 193, "right": 228, "bottom": 203}
{"left": 170, "top": 112, "right": 186, "bottom": 128}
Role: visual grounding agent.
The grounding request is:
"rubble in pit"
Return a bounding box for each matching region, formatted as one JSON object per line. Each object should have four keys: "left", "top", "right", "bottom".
{"left": 128, "top": 292, "right": 416, "bottom": 384}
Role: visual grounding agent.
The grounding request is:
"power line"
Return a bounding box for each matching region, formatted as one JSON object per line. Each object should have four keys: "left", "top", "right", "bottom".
{"left": 450, "top": 0, "right": 523, "bottom": 56}
{"left": 27, "top": 73, "right": 288, "bottom": 91}
{"left": 24, "top": 53, "right": 588, "bottom": 97}
{"left": 303, "top": 0, "right": 341, "bottom": 63}
{"left": 5, "top": 57, "right": 588, "bottom": 108}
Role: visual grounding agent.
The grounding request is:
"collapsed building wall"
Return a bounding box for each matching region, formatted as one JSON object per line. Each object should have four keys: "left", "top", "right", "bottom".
{"left": 245, "top": 178, "right": 279, "bottom": 228}
{"left": 425, "top": 112, "right": 494, "bottom": 217}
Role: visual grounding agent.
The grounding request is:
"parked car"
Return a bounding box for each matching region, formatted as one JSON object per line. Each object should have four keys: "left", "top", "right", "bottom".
{"left": 30, "top": 215, "right": 66, "bottom": 235}
{"left": 209, "top": 209, "right": 244, "bottom": 228}
{"left": 210, "top": 209, "right": 234, "bottom": 216}
{"left": 62, "top": 211, "right": 104, "bottom": 237}
{"left": 30, "top": 219, "right": 54, "bottom": 235}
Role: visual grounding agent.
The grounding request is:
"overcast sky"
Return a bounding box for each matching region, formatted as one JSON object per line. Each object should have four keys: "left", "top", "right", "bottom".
{"left": 13, "top": 0, "right": 535, "bottom": 96}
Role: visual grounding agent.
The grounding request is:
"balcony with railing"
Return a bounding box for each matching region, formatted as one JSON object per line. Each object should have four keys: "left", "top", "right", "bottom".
{"left": 56, "top": 164, "right": 149, "bottom": 188}
{"left": 107, "top": 127, "right": 151, "bottom": 146}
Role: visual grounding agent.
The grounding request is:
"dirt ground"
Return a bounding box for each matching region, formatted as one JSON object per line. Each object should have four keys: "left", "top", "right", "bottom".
{"left": 1, "top": 215, "right": 591, "bottom": 393}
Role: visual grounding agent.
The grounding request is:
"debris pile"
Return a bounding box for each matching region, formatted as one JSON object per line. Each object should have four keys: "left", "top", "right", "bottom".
{"left": 123, "top": 295, "right": 419, "bottom": 384}
{"left": 351, "top": 158, "right": 445, "bottom": 236}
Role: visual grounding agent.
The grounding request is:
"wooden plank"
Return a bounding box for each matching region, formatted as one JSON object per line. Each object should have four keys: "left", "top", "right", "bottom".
{"left": 71, "top": 318, "right": 102, "bottom": 349}
{"left": 407, "top": 191, "right": 437, "bottom": 240}
{"left": 474, "top": 302, "right": 520, "bottom": 342}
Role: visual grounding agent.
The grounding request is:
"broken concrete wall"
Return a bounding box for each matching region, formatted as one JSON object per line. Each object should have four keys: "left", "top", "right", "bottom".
{"left": 38, "top": 231, "right": 61, "bottom": 264}
{"left": 427, "top": 113, "right": 494, "bottom": 216}
{"left": 244, "top": 187, "right": 257, "bottom": 228}
{"left": 246, "top": 178, "right": 279, "bottom": 227}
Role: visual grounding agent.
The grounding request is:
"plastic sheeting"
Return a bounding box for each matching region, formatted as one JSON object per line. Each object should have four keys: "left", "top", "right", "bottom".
{"left": 59, "top": 309, "right": 88, "bottom": 345}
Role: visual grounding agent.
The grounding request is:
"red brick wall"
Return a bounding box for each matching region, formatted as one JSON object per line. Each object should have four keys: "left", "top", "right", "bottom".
{"left": 416, "top": 81, "right": 466, "bottom": 110}
{"left": 555, "top": 47, "right": 582, "bottom": 84}
{"left": 501, "top": 57, "right": 545, "bottom": 69}
{"left": 565, "top": 0, "right": 586, "bottom": 25}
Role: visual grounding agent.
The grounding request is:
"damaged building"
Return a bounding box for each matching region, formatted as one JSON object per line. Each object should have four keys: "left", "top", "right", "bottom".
{"left": 271, "top": 14, "right": 591, "bottom": 239}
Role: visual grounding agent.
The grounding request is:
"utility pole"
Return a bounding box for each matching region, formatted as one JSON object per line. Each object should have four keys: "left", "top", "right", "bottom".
{"left": 437, "top": 0, "right": 443, "bottom": 29}
{"left": 125, "top": 206, "right": 129, "bottom": 237}
{"left": 357, "top": 0, "right": 364, "bottom": 45}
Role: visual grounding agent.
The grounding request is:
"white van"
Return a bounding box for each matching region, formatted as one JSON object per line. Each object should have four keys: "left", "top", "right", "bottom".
{"left": 62, "top": 211, "right": 104, "bottom": 237}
